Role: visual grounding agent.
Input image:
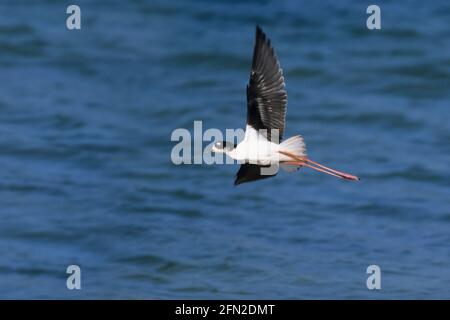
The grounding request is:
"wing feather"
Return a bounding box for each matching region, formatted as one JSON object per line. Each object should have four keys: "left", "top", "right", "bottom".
{"left": 246, "top": 26, "right": 287, "bottom": 142}
{"left": 234, "top": 163, "right": 277, "bottom": 185}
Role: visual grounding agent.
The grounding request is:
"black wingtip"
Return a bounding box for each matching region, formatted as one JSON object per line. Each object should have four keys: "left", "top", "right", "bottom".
{"left": 234, "top": 175, "right": 242, "bottom": 186}
{"left": 255, "top": 25, "right": 265, "bottom": 40}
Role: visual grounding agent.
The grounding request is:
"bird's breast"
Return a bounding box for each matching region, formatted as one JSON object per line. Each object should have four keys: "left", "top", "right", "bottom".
{"left": 232, "top": 139, "right": 280, "bottom": 164}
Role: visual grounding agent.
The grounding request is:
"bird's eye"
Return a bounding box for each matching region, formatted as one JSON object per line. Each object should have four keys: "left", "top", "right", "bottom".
{"left": 214, "top": 141, "right": 223, "bottom": 149}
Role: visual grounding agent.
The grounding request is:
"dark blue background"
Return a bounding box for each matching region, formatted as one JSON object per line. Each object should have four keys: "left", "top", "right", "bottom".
{"left": 0, "top": 0, "right": 449, "bottom": 298}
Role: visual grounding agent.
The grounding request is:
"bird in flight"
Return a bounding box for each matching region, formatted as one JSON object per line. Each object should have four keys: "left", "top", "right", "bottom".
{"left": 212, "top": 26, "right": 359, "bottom": 185}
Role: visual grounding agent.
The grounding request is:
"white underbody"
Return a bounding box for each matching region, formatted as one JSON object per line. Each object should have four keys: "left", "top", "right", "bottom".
{"left": 227, "top": 126, "right": 305, "bottom": 165}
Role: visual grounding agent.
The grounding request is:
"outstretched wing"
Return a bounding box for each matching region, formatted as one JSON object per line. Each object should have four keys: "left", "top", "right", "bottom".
{"left": 246, "top": 26, "right": 287, "bottom": 142}
{"left": 234, "top": 163, "right": 277, "bottom": 185}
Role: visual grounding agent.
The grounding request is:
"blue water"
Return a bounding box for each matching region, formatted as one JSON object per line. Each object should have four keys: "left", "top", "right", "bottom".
{"left": 0, "top": 0, "right": 449, "bottom": 299}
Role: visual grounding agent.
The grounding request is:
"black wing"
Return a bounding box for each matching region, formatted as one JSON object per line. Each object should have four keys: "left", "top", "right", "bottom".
{"left": 234, "top": 163, "right": 277, "bottom": 186}
{"left": 246, "top": 26, "right": 287, "bottom": 142}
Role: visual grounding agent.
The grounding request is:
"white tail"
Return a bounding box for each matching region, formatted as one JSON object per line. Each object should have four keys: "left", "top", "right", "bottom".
{"left": 280, "top": 135, "right": 307, "bottom": 157}
{"left": 279, "top": 135, "right": 306, "bottom": 172}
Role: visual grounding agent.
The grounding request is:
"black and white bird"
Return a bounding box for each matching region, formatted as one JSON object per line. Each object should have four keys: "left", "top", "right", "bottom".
{"left": 212, "top": 26, "right": 359, "bottom": 185}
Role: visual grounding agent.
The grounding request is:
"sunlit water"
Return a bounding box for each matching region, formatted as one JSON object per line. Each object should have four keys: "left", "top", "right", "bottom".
{"left": 0, "top": 0, "right": 449, "bottom": 299}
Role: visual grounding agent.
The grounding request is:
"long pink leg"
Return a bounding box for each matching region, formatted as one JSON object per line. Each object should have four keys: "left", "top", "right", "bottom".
{"left": 280, "top": 151, "right": 359, "bottom": 181}
{"left": 303, "top": 158, "right": 359, "bottom": 180}
{"left": 283, "top": 161, "right": 347, "bottom": 179}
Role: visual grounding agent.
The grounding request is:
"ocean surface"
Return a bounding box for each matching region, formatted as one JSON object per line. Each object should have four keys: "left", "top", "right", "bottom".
{"left": 0, "top": 0, "right": 449, "bottom": 299}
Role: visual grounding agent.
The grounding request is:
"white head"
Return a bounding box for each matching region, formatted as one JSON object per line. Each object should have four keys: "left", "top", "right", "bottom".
{"left": 211, "top": 140, "right": 236, "bottom": 155}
